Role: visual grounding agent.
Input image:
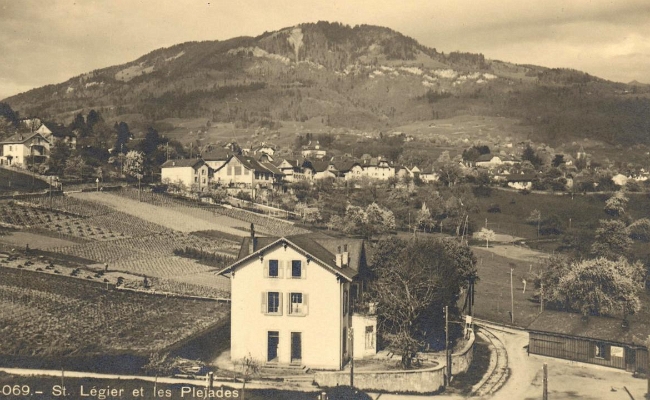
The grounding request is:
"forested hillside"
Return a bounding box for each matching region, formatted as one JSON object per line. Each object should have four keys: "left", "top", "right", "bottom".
{"left": 4, "top": 21, "right": 650, "bottom": 146}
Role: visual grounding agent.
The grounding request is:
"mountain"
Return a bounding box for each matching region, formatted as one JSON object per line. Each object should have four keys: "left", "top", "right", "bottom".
{"left": 4, "top": 21, "right": 650, "bottom": 146}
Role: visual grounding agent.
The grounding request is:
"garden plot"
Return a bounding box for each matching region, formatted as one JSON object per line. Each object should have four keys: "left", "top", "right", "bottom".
{"left": 70, "top": 192, "right": 249, "bottom": 235}
{"left": 0, "top": 267, "right": 227, "bottom": 356}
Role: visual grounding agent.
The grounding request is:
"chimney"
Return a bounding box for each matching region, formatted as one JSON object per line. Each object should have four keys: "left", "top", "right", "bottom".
{"left": 335, "top": 245, "right": 342, "bottom": 267}
{"left": 342, "top": 244, "right": 349, "bottom": 267}
{"left": 249, "top": 223, "right": 256, "bottom": 254}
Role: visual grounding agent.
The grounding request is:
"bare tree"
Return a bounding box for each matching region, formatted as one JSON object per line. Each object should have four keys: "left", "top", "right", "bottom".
{"left": 236, "top": 353, "right": 260, "bottom": 400}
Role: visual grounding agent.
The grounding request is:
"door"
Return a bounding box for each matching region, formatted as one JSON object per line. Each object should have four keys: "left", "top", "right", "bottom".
{"left": 291, "top": 332, "right": 302, "bottom": 364}
{"left": 625, "top": 347, "right": 636, "bottom": 372}
{"left": 267, "top": 331, "right": 279, "bottom": 362}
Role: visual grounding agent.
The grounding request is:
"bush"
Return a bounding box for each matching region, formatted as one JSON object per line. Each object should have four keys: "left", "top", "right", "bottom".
{"left": 487, "top": 203, "right": 501, "bottom": 213}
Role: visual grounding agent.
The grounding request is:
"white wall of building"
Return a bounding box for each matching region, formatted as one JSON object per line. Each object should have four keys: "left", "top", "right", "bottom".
{"left": 230, "top": 243, "right": 346, "bottom": 370}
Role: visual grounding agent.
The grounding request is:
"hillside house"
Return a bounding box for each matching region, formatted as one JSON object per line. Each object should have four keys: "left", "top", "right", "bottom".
{"left": 528, "top": 311, "right": 648, "bottom": 374}
{"left": 274, "top": 159, "right": 305, "bottom": 183}
{"left": 161, "top": 158, "right": 210, "bottom": 191}
{"left": 213, "top": 154, "right": 280, "bottom": 188}
{"left": 218, "top": 229, "right": 377, "bottom": 370}
{"left": 0, "top": 132, "right": 51, "bottom": 167}
{"left": 505, "top": 174, "right": 536, "bottom": 190}
{"left": 301, "top": 141, "right": 327, "bottom": 159}
{"left": 475, "top": 154, "right": 519, "bottom": 169}
{"left": 202, "top": 148, "right": 232, "bottom": 171}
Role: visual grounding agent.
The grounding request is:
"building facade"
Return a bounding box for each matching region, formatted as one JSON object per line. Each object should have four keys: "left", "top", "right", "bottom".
{"left": 0, "top": 132, "right": 51, "bottom": 167}
{"left": 161, "top": 159, "right": 210, "bottom": 191}
{"left": 219, "top": 231, "right": 376, "bottom": 370}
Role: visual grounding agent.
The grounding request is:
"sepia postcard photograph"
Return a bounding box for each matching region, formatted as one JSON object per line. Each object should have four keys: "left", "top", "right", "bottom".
{"left": 1, "top": 1, "right": 649, "bottom": 399}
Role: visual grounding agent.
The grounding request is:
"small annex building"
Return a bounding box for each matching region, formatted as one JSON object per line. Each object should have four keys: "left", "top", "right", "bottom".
{"left": 218, "top": 228, "right": 377, "bottom": 370}
{"left": 528, "top": 310, "right": 649, "bottom": 374}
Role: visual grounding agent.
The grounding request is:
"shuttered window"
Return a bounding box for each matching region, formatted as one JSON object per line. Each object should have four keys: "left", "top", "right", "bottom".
{"left": 262, "top": 291, "right": 283, "bottom": 315}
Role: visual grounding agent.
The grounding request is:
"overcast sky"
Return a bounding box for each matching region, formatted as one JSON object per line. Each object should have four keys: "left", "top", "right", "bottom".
{"left": 1, "top": 0, "right": 649, "bottom": 100}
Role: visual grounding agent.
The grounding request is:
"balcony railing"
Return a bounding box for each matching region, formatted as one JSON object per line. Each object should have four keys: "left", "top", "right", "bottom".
{"left": 351, "top": 301, "right": 376, "bottom": 316}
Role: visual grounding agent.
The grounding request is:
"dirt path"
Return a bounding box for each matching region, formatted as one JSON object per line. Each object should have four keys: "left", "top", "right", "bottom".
{"left": 481, "top": 323, "right": 647, "bottom": 399}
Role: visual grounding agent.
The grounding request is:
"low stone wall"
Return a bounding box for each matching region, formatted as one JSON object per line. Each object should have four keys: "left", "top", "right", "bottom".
{"left": 314, "top": 364, "right": 445, "bottom": 394}
{"left": 451, "top": 330, "right": 475, "bottom": 375}
{"left": 314, "top": 331, "right": 475, "bottom": 393}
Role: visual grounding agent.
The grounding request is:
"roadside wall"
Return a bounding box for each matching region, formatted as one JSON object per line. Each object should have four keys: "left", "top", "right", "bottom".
{"left": 314, "top": 330, "right": 474, "bottom": 393}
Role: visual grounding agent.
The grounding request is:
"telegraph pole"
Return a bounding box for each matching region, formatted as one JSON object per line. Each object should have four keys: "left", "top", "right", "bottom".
{"left": 543, "top": 363, "right": 548, "bottom": 400}
{"left": 510, "top": 268, "right": 515, "bottom": 324}
{"left": 348, "top": 328, "right": 354, "bottom": 387}
{"left": 445, "top": 305, "right": 451, "bottom": 385}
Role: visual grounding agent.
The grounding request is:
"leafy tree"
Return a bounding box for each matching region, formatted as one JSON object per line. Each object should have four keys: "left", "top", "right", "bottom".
{"left": 113, "top": 121, "right": 131, "bottom": 154}
{"left": 367, "top": 237, "right": 476, "bottom": 368}
{"left": 551, "top": 154, "right": 565, "bottom": 168}
{"left": 0, "top": 102, "right": 19, "bottom": 126}
{"left": 438, "top": 162, "right": 462, "bottom": 187}
{"left": 47, "top": 141, "right": 71, "bottom": 176}
{"left": 64, "top": 155, "right": 88, "bottom": 179}
{"left": 628, "top": 218, "right": 650, "bottom": 242}
{"left": 522, "top": 145, "right": 542, "bottom": 168}
{"left": 86, "top": 109, "right": 103, "bottom": 131}
{"left": 558, "top": 257, "right": 643, "bottom": 317}
{"left": 235, "top": 354, "right": 260, "bottom": 400}
{"left": 69, "top": 113, "right": 88, "bottom": 137}
{"left": 604, "top": 190, "right": 628, "bottom": 217}
{"left": 475, "top": 227, "right": 495, "bottom": 247}
{"left": 526, "top": 209, "right": 542, "bottom": 238}
{"left": 591, "top": 219, "right": 632, "bottom": 260}
{"left": 123, "top": 150, "right": 144, "bottom": 181}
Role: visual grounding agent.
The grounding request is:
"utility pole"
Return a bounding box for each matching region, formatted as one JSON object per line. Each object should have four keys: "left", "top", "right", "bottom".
{"left": 445, "top": 305, "right": 451, "bottom": 385}
{"left": 540, "top": 283, "right": 544, "bottom": 312}
{"left": 542, "top": 363, "right": 548, "bottom": 400}
{"left": 510, "top": 268, "right": 515, "bottom": 324}
{"left": 348, "top": 328, "right": 354, "bottom": 387}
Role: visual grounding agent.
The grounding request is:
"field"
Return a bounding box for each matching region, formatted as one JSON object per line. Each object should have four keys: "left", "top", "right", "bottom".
{"left": 471, "top": 242, "right": 650, "bottom": 329}
{"left": 0, "top": 267, "right": 227, "bottom": 357}
{"left": 0, "top": 194, "right": 236, "bottom": 298}
{"left": 0, "top": 168, "right": 49, "bottom": 193}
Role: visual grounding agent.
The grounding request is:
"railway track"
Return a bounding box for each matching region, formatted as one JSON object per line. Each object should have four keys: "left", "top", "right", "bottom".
{"left": 471, "top": 325, "right": 510, "bottom": 397}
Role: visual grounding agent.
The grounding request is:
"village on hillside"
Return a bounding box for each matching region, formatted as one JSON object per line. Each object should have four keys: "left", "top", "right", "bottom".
{"left": 0, "top": 105, "right": 649, "bottom": 398}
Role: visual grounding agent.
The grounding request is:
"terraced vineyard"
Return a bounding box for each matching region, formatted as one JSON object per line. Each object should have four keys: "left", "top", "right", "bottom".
{"left": 0, "top": 267, "right": 227, "bottom": 356}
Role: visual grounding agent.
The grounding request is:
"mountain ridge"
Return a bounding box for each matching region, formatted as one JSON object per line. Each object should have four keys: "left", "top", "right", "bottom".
{"left": 4, "top": 21, "right": 650, "bottom": 147}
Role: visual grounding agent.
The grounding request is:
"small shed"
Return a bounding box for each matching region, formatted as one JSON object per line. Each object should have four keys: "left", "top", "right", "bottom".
{"left": 528, "top": 311, "right": 648, "bottom": 373}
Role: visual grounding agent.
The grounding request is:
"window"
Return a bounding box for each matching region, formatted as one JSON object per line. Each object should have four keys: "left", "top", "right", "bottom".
{"left": 365, "top": 326, "right": 375, "bottom": 349}
{"left": 194, "top": 177, "right": 198, "bottom": 183}
{"left": 291, "top": 260, "right": 302, "bottom": 278}
{"left": 234, "top": 166, "right": 242, "bottom": 175}
{"left": 267, "top": 260, "right": 279, "bottom": 278}
{"left": 594, "top": 343, "right": 608, "bottom": 360}
{"left": 288, "top": 292, "right": 309, "bottom": 315}
{"left": 262, "top": 291, "right": 282, "bottom": 315}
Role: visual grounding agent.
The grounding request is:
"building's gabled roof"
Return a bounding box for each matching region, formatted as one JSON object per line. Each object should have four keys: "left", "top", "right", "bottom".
{"left": 505, "top": 173, "right": 537, "bottom": 182}
{"left": 274, "top": 158, "right": 300, "bottom": 169}
{"left": 260, "top": 162, "right": 283, "bottom": 176}
{"left": 311, "top": 160, "right": 331, "bottom": 173}
{"left": 161, "top": 158, "right": 205, "bottom": 169}
{"left": 202, "top": 147, "right": 231, "bottom": 161}
{"left": 528, "top": 310, "right": 650, "bottom": 348}
{"left": 476, "top": 154, "right": 497, "bottom": 162}
{"left": 219, "top": 233, "right": 364, "bottom": 282}
{"left": 0, "top": 132, "right": 50, "bottom": 145}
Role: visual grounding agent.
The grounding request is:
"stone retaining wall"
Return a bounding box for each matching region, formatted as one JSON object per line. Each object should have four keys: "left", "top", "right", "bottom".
{"left": 314, "top": 330, "right": 475, "bottom": 393}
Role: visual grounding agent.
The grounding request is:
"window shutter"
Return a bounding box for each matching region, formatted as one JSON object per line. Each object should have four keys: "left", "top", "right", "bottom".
{"left": 278, "top": 261, "right": 285, "bottom": 278}
{"left": 278, "top": 291, "right": 283, "bottom": 315}
{"left": 286, "top": 292, "right": 291, "bottom": 315}
{"left": 302, "top": 260, "right": 307, "bottom": 279}
{"left": 304, "top": 293, "right": 309, "bottom": 315}
{"left": 263, "top": 260, "right": 269, "bottom": 278}
{"left": 261, "top": 292, "right": 267, "bottom": 314}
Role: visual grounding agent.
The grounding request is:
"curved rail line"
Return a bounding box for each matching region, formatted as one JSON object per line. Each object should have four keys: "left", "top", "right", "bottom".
{"left": 471, "top": 325, "right": 510, "bottom": 397}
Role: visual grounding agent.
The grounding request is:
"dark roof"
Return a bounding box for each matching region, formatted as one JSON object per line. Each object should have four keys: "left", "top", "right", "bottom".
{"left": 235, "top": 154, "right": 273, "bottom": 174}
{"left": 528, "top": 310, "right": 650, "bottom": 347}
{"left": 274, "top": 158, "right": 300, "bottom": 168}
{"left": 260, "top": 162, "right": 283, "bottom": 176}
{"left": 221, "top": 233, "right": 364, "bottom": 281}
{"left": 506, "top": 174, "right": 537, "bottom": 182}
{"left": 311, "top": 160, "right": 330, "bottom": 173}
{"left": 0, "top": 132, "right": 49, "bottom": 144}
{"left": 202, "top": 148, "right": 231, "bottom": 161}
{"left": 333, "top": 159, "right": 355, "bottom": 173}
{"left": 161, "top": 158, "right": 205, "bottom": 168}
